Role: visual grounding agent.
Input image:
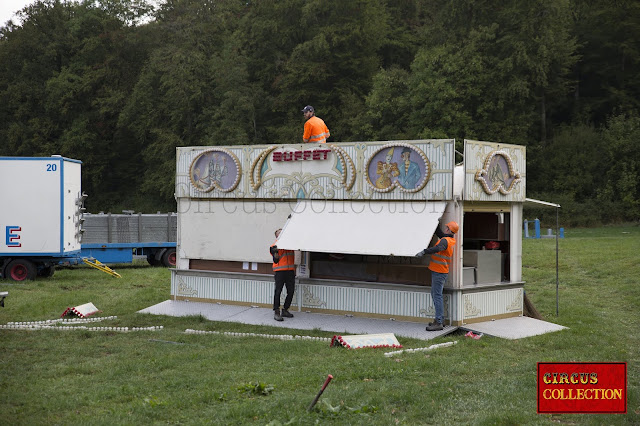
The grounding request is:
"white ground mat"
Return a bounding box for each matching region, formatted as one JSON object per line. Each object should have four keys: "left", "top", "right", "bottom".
{"left": 461, "top": 316, "right": 567, "bottom": 339}
{"left": 138, "top": 300, "right": 456, "bottom": 341}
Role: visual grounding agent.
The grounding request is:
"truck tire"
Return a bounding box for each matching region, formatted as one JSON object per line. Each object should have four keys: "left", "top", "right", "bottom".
{"left": 38, "top": 265, "right": 56, "bottom": 278}
{"left": 161, "top": 248, "right": 177, "bottom": 267}
{"left": 147, "top": 253, "right": 161, "bottom": 267}
{"left": 6, "top": 259, "right": 37, "bottom": 281}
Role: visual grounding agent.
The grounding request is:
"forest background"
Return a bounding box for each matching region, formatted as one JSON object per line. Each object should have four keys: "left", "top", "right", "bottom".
{"left": 1, "top": 0, "right": 639, "bottom": 227}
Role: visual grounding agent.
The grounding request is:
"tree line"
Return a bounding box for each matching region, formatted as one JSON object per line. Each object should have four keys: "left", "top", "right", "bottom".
{"left": 1, "top": 0, "right": 638, "bottom": 226}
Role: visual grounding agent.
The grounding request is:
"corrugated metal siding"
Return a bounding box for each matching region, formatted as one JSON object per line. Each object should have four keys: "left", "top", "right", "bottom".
{"left": 462, "top": 288, "right": 523, "bottom": 320}
{"left": 172, "top": 271, "right": 457, "bottom": 320}
{"left": 172, "top": 273, "right": 273, "bottom": 304}
{"left": 172, "top": 272, "right": 523, "bottom": 322}
{"left": 171, "top": 272, "right": 263, "bottom": 305}
{"left": 300, "top": 285, "right": 435, "bottom": 317}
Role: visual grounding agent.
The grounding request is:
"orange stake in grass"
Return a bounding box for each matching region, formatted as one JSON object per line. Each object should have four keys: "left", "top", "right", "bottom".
{"left": 307, "top": 374, "right": 333, "bottom": 411}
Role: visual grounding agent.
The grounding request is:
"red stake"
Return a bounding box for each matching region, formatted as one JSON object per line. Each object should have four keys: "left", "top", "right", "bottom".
{"left": 307, "top": 374, "right": 333, "bottom": 411}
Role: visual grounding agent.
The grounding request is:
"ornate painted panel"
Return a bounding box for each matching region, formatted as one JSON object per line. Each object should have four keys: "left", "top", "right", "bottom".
{"left": 464, "top": 140, "right": 526, "bottom": 202}
{"left": 461, "top": 288, "right": 523, "bottom": 321}
{"left": 176, "top": 140, "right": 455, "bottom": 201}
{"left": 189, "top": 148, "right": 241, "bottom": 192}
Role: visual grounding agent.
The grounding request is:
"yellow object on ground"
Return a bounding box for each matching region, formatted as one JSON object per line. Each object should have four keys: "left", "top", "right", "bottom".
{"left": 82, "top": 258, "right": 121, "bottom": 278}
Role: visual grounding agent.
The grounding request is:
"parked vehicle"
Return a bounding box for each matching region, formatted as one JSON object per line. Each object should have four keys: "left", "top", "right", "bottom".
{"left": 1, "top": 156, "right": 84, "bottom": 281}
{"left": 80, "top": 212, "right": 176, "bottom": 267}
{"left": 1, "top": 156, "right": 176, "bottom": 281}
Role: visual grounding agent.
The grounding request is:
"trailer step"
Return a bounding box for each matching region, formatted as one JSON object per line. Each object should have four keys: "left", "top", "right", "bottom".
{"left": 82, "top": 258, "right": 122, "bottom": 278}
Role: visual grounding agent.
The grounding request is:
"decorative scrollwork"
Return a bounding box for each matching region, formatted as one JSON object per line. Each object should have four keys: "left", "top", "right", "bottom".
{"left": 464, "top": 295, "right": 481, "bottom": 318}
{"left": 328, "top": 144, "right": 356, "bottom": 191}
{"left": 249, "top": 145, "right": 354, "bottom": 197}
{"left": 249, "top": 146, "right": 278, "bottom": 191}
{"left": 189, "top": 148, "right": 242, "bottom": 193}
{"left": 475, "top": 150, "right": 521, "bottom": 195}
{"left": 176, "top": 277, "right": 198, "bottom": 297}
{"left": 506, "top": 289, "right": 523, "bottom": 312}
{"left": 302, "top": 287, "right": 326, "bottom": 307}
{"left": 419, "top": 295, "right": 449, "bottom": 317}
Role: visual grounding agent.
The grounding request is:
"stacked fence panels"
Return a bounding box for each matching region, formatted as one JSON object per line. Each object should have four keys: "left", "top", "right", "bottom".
{"left": 82, "top": 213, "right": 177, "bottom": 244}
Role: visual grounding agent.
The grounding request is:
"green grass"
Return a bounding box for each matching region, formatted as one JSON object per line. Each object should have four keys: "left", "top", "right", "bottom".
{"left": 1, "top": 225, "right": 639, "bottom": 425}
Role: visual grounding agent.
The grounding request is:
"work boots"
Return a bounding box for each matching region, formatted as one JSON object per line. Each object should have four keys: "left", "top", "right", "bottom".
{"left": 281, "top": 309, "right": 294, "bottom": 318}
{"left": 274, "top": 310, "right": 283, "bottom": 321}
{"left": 426, "top": 321, "right": 444, "bottom": 331}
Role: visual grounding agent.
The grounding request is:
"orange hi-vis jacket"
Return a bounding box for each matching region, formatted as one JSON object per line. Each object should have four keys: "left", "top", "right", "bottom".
{"left": 271, "top": 243, "right": 295, "bottom": 272}
{"left": 303, "top": 116, "right": 330, "bottom": 143}
{"left": 428, "top": 237, "right": 456, "bottom": 274}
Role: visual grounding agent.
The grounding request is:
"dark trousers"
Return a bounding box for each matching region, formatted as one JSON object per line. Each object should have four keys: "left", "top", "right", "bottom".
{"left": 273, "top": 270, "right": 295, "bottom": 311}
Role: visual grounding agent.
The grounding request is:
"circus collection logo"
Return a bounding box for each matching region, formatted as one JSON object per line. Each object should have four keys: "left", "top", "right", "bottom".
{"left": 537, "top": 362, "right": 626, "bottom": 414}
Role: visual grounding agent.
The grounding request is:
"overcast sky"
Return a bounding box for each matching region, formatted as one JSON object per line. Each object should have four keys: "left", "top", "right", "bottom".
{"left": 0, "top": 0, "right": 35, "bottom": 27}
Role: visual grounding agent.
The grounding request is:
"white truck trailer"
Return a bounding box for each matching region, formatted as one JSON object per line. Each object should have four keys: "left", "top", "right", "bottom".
{"left": 0, "top": 156, "right": 84, "bottom": 280}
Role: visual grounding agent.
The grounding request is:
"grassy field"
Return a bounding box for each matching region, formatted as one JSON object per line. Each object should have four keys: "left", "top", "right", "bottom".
{"left": 1, "top": 226, "right": 639, "bottom": 425}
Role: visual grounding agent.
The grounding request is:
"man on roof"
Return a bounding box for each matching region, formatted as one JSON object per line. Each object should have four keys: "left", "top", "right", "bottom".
{"left": 302, "top": 105, "right": 330, "bottom": 144}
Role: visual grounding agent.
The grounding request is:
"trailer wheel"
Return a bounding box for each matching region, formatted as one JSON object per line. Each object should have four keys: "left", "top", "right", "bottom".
{"left": 147, "top": 253, "right": 161, "bottom": 267}
{"left": 6, "top": 259, "right": 37, "bottom": 281}
{"left": 161, "top": 248, "right": 177, "bottom": 267}
{"left": 38, "top": 265, "right": 56, "bottom": 278}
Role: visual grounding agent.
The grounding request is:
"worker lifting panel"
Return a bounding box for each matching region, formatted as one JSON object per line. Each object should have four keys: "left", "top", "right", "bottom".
{"left": 276, "top": 200, "right": 446, "bottom": 257}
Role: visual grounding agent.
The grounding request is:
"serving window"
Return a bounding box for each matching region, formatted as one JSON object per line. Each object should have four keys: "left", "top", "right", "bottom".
{"left": 308, "top": 252, "right": 433, "bottom": 285}
{"left": 463, "top": 211, "right": 511, "bottom": 284}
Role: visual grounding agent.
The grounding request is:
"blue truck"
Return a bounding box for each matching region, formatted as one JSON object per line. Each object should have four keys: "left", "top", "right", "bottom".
{"left": 80, "top": 212, "right": 176, "bottom": 267}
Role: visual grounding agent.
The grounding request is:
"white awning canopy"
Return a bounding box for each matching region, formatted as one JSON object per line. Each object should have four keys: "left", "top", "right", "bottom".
{"left": 275, "top": 200, "right": 446, "bottom": 257}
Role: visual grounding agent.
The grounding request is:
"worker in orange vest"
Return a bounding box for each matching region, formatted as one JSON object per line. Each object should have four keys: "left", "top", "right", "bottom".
{"left": 302, "top": 105, "right": 330, "bottom": 143}
{"left": 416, "top": 220, "right": 459, "bottom": 331}
{"left": 270, "top": 228, "right": 296, "bottom": 321}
